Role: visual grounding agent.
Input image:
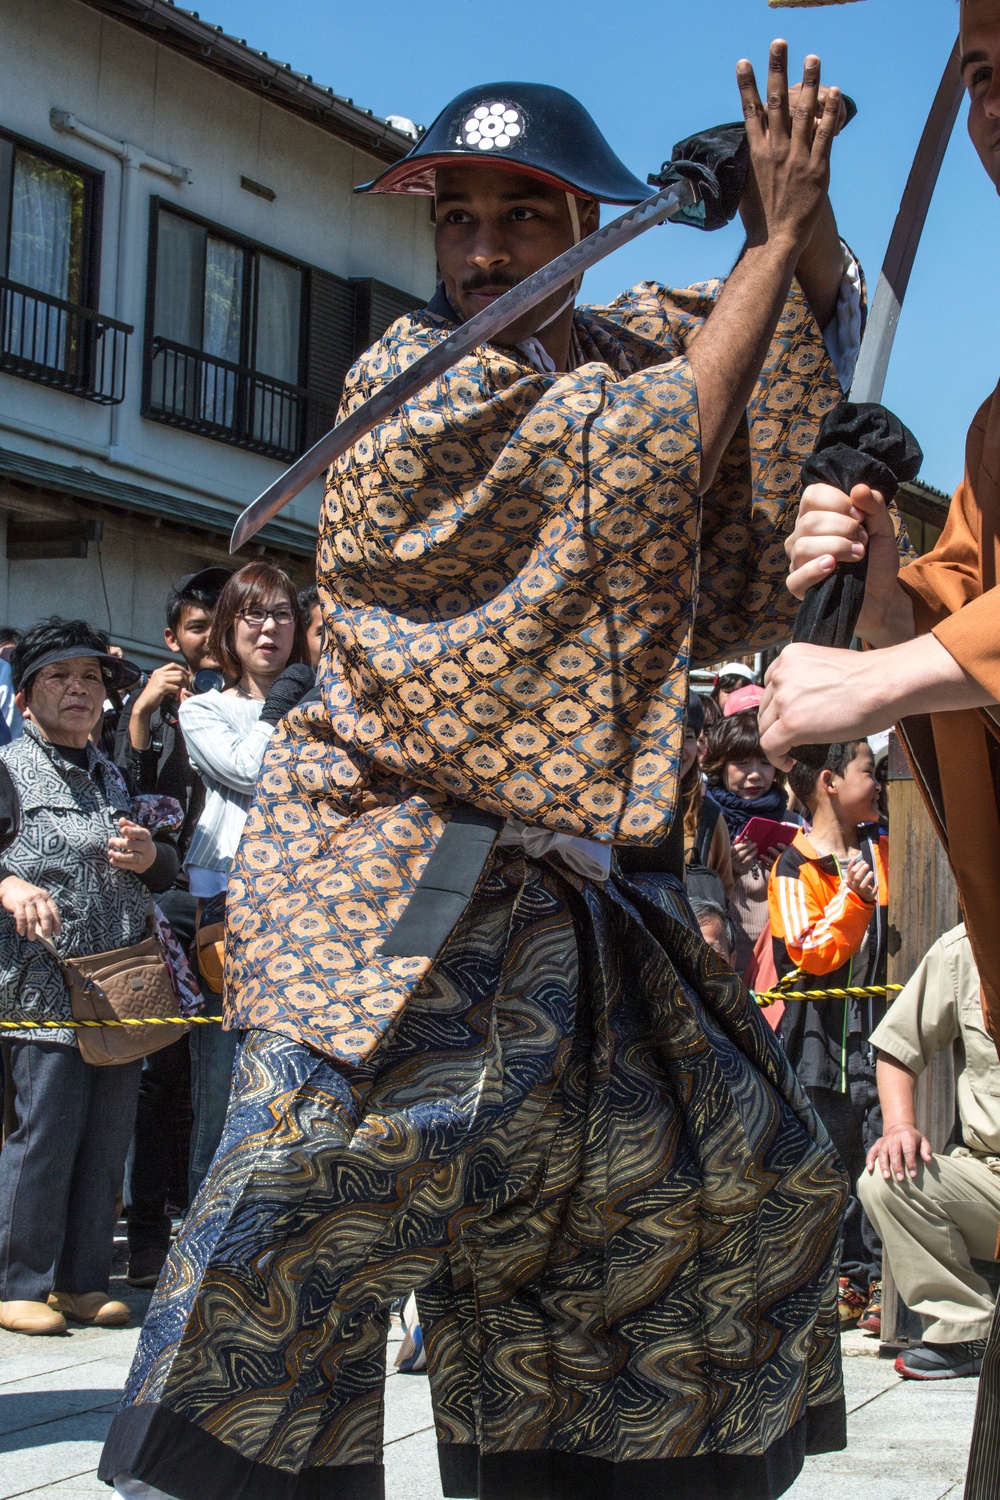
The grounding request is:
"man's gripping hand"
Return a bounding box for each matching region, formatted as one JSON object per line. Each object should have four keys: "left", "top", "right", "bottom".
{"left": 786, "top": 481, "right": 911, "bottom": 644}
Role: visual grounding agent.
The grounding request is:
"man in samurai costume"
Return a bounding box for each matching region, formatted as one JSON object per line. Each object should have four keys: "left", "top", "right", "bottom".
{"left": 103, "top": 46, "right": 868, "bottom": 1500}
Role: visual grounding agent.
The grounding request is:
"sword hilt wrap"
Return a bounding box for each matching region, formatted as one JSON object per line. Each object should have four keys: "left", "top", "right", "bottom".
{"left": 789, "top": 401, "right": 922, "bottom": 768}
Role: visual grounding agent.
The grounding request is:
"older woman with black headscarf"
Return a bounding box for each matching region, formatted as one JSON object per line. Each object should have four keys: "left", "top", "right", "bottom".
{"left": 0, "top": 618, "right": 178, "bottom": 1336}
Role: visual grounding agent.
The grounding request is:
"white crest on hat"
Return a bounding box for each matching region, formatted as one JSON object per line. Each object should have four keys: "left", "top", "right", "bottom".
{"left": 459, "top": 102, "right": 524, "bottom": 151}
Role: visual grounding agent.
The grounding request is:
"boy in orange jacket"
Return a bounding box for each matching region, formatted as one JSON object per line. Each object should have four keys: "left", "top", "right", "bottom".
{"left": 768, "top": 739, "right": 888, "bottom": 1333}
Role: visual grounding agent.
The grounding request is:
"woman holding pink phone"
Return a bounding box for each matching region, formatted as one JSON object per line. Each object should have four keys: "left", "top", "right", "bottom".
{"left": 703, "top": 707, "right": 802, "bottom": 976}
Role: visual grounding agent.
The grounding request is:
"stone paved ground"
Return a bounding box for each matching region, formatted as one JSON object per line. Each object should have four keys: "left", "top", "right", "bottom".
{"left": 0, "top": 1243, "right": 977, "bottom": 1500}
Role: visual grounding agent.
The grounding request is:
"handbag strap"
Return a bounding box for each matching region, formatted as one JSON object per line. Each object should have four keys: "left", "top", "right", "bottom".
{"left": 37, "top": 932, "right": 85, "bottom": 998}
{"left": 38, "top": 893, "right": 160, "bottom": 976}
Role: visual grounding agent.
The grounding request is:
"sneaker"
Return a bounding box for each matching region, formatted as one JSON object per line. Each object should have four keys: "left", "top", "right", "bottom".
{"left": 394, "top": 1291, "right": 426, "bottom": 1374}
{"left": 858, "top": 1279, "right": 881, "bottom": 1336}
{"left": 894, "top": 1339, "right": 986, "bottom": 1380}
{"left": 397, "top": 1320, "right": 426, "bottom": 1373}
{"left": 126, "top": 1246, "right": 168, "bottom": 1289}
{"left": 838, "top": 1276, "right": 867, "bottom": 1330}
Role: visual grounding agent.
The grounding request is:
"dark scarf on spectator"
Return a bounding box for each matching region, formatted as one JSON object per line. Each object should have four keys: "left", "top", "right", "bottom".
{"left": 709, "top": 783, "right": 789, "bottom": 842}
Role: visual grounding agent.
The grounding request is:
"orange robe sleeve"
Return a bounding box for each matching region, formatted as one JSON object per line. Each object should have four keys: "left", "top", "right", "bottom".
{"left": 899, "top": 391, "right": 1000, "bottom": 700}
{"left": 895, "top": 385, "right": 1000, "bottom": 1047}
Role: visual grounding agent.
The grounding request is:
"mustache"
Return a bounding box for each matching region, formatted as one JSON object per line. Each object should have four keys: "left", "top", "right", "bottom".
{"left": 461, "top": 271, "right": 520, "bottom": 293}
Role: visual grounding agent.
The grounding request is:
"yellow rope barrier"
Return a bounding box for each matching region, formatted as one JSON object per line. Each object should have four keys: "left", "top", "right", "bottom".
{"left": 753, "top": 982, "right": 903, "bottom": 1007}
{"left": 0, "top": 1015, "right": 223, "bottom": 1029}
{"left": 0, "top": 985, "right": 903, "bottom": 1026}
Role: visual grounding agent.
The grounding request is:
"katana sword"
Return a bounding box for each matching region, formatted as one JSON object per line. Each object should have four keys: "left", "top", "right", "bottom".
{"left": 850, "top": 40, "right": 963, "bottom": 403}
{"left": 229, "top": 176, "right": 699, "bottom": 552}
{"left": 783, "top": 26, "right": 965, "bottom": 767}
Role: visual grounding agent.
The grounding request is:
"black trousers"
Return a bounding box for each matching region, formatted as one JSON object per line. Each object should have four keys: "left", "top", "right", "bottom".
{"left": 126, "top": 1035, "right": 191, "bottom": 1254}
{"left": 125, "top": 887, "right": 196, "bottom": 1255}
{"left": 0, "top": 1040, "right": 141, "bottom": 1300}
{"left": 807, "top": 1079, "right": 883, "bottom": 1294}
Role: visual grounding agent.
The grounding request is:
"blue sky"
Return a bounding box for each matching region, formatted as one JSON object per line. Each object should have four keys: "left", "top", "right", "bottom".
{"left": 207, "top": 0, "right": 987, "bottom": 496}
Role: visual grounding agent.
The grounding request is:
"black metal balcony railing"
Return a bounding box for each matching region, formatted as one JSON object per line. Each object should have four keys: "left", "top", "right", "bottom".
{"left": 146, "top": 336, "right": 332, "bottom": 462}
{"left": 0, "top": 275, "right": 131, "bottom": 405}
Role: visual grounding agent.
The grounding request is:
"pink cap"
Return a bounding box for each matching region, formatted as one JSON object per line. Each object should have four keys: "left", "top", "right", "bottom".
{"left": 723, "top": 684, "right": 765, "bottom": 717}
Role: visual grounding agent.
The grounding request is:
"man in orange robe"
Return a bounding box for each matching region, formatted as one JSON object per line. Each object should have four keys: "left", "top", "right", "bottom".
{"left": 761, "top": 0, "right": 1000, "bottom": 1051}
{"left": 758, "top": 4, "right": 1000, "bottom": 1488}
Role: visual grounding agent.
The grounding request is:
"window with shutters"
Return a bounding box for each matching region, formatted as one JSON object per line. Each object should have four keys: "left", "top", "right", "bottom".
{"left": 145, "top": 201, "right": 310, "bottom": 459}
{"left": 0, "top": 127, "right": 130, "bottom": 403}
{"left": 144, "top": 200, "right": 425, "bottom": 461}
{"left": 351, "top": 278, "right": 425, "bottom": 356}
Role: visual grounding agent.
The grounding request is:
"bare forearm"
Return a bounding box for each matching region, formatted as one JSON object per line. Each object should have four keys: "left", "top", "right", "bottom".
{"left": 793, "top": 196, "right": 843, "bottom": 333}
{"left": 870, "top": 1054, "right": 934, "bottom": 1179}
{"left": 129, "top": 709, "right": 153, "bottom": 751}
{"left": 876, "top": 1055, "right": 918, "bottom": 1129}
{"left": 759, "top": 630, "right": 992, "bottom": 766}
{"left": 689, "top": 236, "right": 798, "bottom": 494}
{"left": 859, "top": 582, "right": 918, "bottom": 649}
{"left": 877, "top": 632, "right": 992, "bottom": 720}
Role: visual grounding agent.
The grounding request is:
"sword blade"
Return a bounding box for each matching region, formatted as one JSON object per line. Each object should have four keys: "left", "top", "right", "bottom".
{"left": 230, "top": 177, "right": 699, "bottom": 552}
{"left": 850, "top": 41, "right": 963, "bottom": 404}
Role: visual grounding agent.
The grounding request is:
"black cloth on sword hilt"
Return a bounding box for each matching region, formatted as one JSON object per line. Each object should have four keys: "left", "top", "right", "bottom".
{"left": 789, "top": 400, "right": 922, "bottom": 769}
{"left": 649, "top": 97, "right": 857, "bottom": 233}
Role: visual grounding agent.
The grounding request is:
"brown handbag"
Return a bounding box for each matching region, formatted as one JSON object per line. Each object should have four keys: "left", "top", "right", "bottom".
{"left": 43, "top": 907, "right": 190, "bottom": 1066}
{"left": 194, "top": 912, "right": 226, "bottom": 993}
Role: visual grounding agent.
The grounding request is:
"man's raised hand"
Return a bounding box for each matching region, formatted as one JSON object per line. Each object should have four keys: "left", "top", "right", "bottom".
{"left": 736, "top": 42, "right": 842, "bottom": 254}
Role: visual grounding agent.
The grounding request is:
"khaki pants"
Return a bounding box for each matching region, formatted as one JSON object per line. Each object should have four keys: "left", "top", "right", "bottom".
{"left": 858, "top": 1150, "right": 1000, "bottom": 1343}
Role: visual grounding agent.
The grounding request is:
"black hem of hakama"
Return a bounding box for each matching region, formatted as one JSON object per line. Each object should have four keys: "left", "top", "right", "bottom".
{"left": 437, "top": 1400, "right": 847, "bottom": 1500}
{"left": 98, "top": 1405, "right": 384, "bottom": 1500}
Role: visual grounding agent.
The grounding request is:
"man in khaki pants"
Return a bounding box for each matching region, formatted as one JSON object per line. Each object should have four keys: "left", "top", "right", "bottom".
{"left": 860, "top": 925, "right": 1000, "bottom": 1380}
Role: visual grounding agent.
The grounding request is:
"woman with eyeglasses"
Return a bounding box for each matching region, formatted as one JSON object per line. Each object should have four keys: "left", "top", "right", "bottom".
{"left": 178, "top": 562, "right": 313, "bottom": 1193}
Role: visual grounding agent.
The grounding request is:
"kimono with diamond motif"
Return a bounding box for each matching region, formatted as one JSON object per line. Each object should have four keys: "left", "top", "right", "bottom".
{"left": 103, "top": 278, "right": 851, "bottom": 1500}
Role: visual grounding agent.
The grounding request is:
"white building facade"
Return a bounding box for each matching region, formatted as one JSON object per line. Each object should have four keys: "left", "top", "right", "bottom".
{"left": 0, "top": 0, "right": 436, "bottom": 665}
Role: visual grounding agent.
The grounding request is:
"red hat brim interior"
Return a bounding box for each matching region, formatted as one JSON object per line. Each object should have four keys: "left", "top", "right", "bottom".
{"left": 360, "top": 154, "right": 593, "bottom": 198}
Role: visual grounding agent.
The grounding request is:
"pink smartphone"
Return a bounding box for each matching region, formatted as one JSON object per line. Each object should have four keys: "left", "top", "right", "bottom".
{"left": 737, "top": 817, "right": 800, "bottom": 862}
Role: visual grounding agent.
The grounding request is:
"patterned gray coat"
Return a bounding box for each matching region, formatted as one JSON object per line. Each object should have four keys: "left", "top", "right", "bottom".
{"left": 0, "top": 724, "right": 175, "bottom": 1045}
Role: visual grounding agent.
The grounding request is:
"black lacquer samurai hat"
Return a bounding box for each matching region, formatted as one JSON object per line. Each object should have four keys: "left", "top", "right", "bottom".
{"left": 355, "top": 82, "right": 650, "bottom": 204}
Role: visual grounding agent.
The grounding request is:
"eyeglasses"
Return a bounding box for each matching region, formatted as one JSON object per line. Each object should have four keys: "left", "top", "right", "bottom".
{"left": 238, "top": 606, "right": 296, "bottom": 628}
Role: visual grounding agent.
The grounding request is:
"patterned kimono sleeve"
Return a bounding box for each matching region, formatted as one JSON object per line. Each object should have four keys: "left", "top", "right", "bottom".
{"left": 586, "top": 278, "right": 720, "bottom": 360}
{"left": 691, "top": 281, "right": 845, "bottom": 664}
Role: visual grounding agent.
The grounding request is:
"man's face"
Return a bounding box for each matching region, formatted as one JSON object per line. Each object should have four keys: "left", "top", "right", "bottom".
{"left": 166, "top": 604, "right": 217, "bottom": 673}
{"left": 434, "top": 165, "right": 597, "bottom": 342}
{"left": 962, "top": 0, "right": 1000, "bottom": 192}
{"left": 697, "top": 911, "right": 735, "bottom": 966}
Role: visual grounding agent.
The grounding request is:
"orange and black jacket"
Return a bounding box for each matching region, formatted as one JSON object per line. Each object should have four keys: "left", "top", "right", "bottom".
{"left": 768, "top": 827, "right": 889, "bottom": 1092}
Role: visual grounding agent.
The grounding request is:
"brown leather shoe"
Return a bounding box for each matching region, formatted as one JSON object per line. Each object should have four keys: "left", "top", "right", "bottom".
{"left": 0, "top": 1299, "right": 68, "bottom": 1335}
{"left": 48, "top": 1291, "right": 130, "bottom": 1327}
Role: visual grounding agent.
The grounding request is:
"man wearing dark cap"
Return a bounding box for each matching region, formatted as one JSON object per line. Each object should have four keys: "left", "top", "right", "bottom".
{"left": 115, "top": 565, "right": 231, "bottom": 851}
{"left": 105, "top": 50, "right": 866, "bottom": 1500}
{"left": 113, "top": 566, "right": 230, "bottom": 1289}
